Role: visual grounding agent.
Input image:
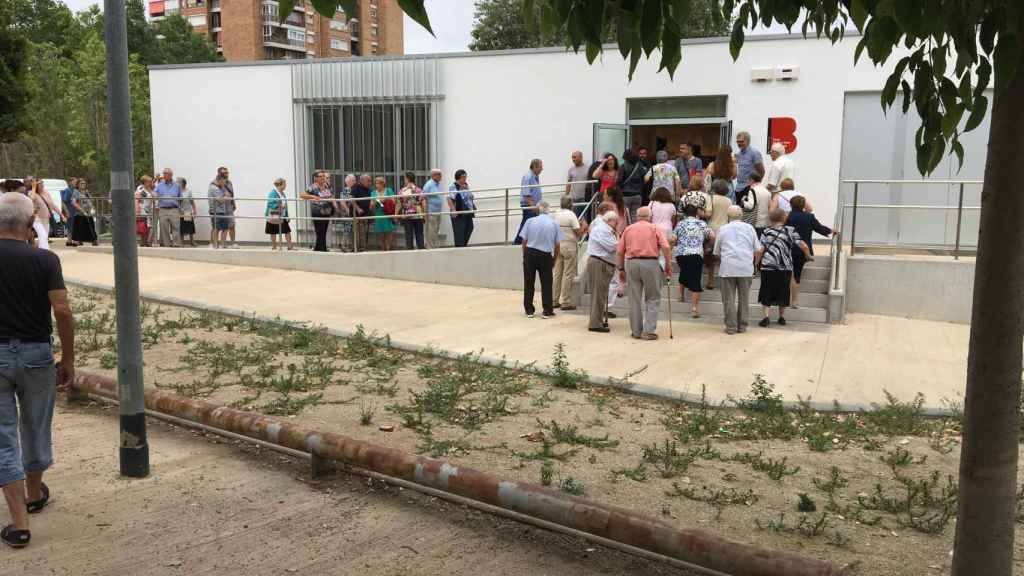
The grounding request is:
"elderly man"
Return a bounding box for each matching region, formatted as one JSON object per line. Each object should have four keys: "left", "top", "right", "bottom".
{"left": 734, "top": 131, "right": 765, "bottom": 200}
{"left": 764, "top": 142, "right": 796, "bottom": 192}
{"left": 422, "top": 169, "right": 444, "bottom": 248}
{"left": 617, "top": 206, "right": 672, "bottom": 340}
{"left": 714, "top": 206, "right": 761, "bottom": 335}
{"left": 565, "top": 151, "right": 590, "bottom": 217}
{"left": 552, "top": 195, "right": 585, "bottom": 311}
{"left": 0, "top": 193, "right": 75, "bottom": 549}
{"left": 515, "top": 159, "right": 544, "bottom": 245}
{"left": 585, "top": 203, "right": 619, "bottom": 333}
{"left": 155, "top": 167, "right": 182, "bottom": 247}
{"left": 674, "top": 143, "right": 703, "bottom": 189}
{"left": 518, "top": 201, "right": 562, "bottom": 319}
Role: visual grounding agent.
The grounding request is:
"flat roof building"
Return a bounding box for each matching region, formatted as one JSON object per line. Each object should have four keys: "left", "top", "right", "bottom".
{"left": 148, "top": 34, "right": 991, "bottom": 247}
{"left": 148, "top": 0, "right": 403, "bottom": 61}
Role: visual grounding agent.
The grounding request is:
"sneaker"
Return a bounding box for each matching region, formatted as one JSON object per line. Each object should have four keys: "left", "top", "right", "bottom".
{"left": 541, "top": 312, "right": 556, "bottom": 319}
{"left": 777, "top": 317, "right": 787, "bottom": 326}
{"left": 758, "top": 317, "right": 770, "bottom": 328}
{"left": 588, "top": 326, "right": 610, "bottom": 333}
{"left": 526, "top": 312, "right": 535, "bottom": 318}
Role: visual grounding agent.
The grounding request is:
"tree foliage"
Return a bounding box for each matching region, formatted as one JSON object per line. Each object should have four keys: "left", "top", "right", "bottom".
{"left": 0, "top": 0, "right": 220, "bottom": 190}
{"left": 0, "top": 7, "right": 30, "bottom": 143}
{"left": 469, "top": 0, "right": 728, "bottom": 51}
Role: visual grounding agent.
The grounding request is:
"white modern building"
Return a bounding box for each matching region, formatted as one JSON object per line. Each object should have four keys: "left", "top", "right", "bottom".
{"left": 149, "top": 33, "right": 991, "bottom": 247}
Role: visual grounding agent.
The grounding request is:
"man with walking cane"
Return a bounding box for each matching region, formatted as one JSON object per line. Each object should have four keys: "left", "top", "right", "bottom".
{"left": 616, "top": 206, "right": 672, "bottom": 340}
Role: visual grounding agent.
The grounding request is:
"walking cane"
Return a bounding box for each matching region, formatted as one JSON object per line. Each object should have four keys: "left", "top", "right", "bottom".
{"left": 666, "top": 275, "right": 674, "bottom": 339}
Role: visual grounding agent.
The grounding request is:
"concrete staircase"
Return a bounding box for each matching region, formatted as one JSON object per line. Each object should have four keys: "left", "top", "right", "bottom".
{"left": 577, "top": 259, "right": 836, "bottom": 324}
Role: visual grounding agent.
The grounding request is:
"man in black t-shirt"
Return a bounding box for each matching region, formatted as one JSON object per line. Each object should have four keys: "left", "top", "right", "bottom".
{"left": 0, "top": 193, "right": 76, "bottom": 549}
{"left": 350, "top": 174, "right": 372, "bottom": 252}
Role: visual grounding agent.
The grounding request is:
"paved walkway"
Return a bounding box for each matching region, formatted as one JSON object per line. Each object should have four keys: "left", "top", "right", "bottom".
{"left": 7, "top": 403, "right": 691, "bottom": 575}
{"left": 56, "top": 249, "right": 969, "bottom": 410}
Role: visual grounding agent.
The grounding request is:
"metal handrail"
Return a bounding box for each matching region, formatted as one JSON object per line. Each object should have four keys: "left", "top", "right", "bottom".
{"left": 841, "top": 179, "right": 980, "bottom": 260}
{"left": 74, "top": 179, "right": 599, "bottom": 251}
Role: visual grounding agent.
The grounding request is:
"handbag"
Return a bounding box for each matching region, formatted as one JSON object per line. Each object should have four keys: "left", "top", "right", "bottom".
{"left": 312, "top": 200, "right": 333, "bottom": 217}
{"left": 269, "top": 189, "right": 285, "bottom": 224}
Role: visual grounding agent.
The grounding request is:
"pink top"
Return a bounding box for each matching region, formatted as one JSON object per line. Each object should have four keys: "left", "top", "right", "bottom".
{"left": 617, "top": 220, "right": 669, "bottom": 263}
{"left": 649, "top": 201, "right": 676, "bottom": 235}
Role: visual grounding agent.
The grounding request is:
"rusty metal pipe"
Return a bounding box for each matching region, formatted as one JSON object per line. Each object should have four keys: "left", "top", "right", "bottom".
{"left": 73, "top": 372, "right": 847, "bottom": 576}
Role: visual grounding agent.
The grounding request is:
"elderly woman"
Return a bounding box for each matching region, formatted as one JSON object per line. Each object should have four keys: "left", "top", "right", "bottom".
{"left": 28, "top": 181, "right": 60, "bottom": 250}
{"left": 300, "top": 170, "right": 334, "bottom": 252}
{"left": 785, "top": 195, "right": 834, "bottom": 308}
{"left": 398, "top": 172, "right": 426, "bottom": 250}
{"left": 177, "top": 177, "right": 198, "bottom": 247}
{"left": 448, "top": 169, "right": 475, "bottom": 247}
{"left": 265, "top": 177, "right": 294, "bottom": 251}
{"left": 756, "top": 208, "right": 811, "bottom": 327}
{"left": 704, "top": 179, "right": 734, "bottom": 289}
{"left": 371, "top": 176, "right": 397, "bottom": 251}
{"left": 334, "top": 174, "right": 355, "bottom": 252}
{"left": 672, "top": 203, "right": 713, "bottom": 317}
{"left": 645, "top": 149, "right": 682, "bottom": 199}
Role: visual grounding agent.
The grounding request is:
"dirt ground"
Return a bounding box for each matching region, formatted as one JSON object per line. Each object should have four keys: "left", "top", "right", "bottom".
{"left": 64, "top": 287, "right": 1024, "bottom": 576}
{"left": 7, "top": 402, "right": 698, "bottom": 576}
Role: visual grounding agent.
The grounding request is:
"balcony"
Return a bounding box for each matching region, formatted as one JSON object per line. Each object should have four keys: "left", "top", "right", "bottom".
{"left": 263, "top": 29, "right": 307, "bottom": 51}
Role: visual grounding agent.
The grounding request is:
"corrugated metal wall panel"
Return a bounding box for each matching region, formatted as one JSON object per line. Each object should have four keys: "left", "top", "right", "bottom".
{"left": 291, "top": 57, "right": 442, "bottom": 103}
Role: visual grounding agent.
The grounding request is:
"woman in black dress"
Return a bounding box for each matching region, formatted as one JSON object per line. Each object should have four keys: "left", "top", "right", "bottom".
{"left": 756, "top": 208, "right": 810, "bottom": 327}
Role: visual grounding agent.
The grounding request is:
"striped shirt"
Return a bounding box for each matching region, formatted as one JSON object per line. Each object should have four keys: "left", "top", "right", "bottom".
{"left": 758, "top": 226, "right": 802, "bottom": 271}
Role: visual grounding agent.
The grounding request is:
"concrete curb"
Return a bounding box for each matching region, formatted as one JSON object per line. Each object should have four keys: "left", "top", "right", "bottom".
{"left": 65, "top": 277, "right": 958, "bottom": 416}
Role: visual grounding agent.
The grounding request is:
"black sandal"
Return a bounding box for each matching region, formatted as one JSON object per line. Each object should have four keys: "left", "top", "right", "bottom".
{"left": 26, "top": 483, "right": 49, "bottom": 514}
{"left": 1, "top": 525, "right": 30, "bottom": 548}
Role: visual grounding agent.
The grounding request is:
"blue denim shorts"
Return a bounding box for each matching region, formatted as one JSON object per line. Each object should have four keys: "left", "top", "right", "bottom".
{"left": 0, "top": 341, "right": 56, "bottom": 487}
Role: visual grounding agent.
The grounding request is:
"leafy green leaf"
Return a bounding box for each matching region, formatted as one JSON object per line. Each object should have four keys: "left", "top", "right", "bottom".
{"left": 941, "top": 103, "right": 965, "bottom": 139}
{"left": 881, "top": 70, "right": 902, "bottom": 109}
{"left": 964, "top": 94, "right": 988, "bottom": 132}
{"left": 397, "top": 0, "right": 433, "bottom": 35}
{"left": 850, "top": 0, "right": 869, "bottom": 31}
{"left": 974, "top": 56, "right": 991, "bottom": 102}
{"left": 616, "top": 10, "right": 634, "bottom": 58}
{"left": 659, "top": 23, "right": 682, "bottom": 77}
{"left": 951, "top": 139, "right": 965, "bottom": 170}
{"left": 641, "top": 0, "right": 663, "bottom": 56}
{"left": 730, "top": 19, "right": 745, "bottom": 61}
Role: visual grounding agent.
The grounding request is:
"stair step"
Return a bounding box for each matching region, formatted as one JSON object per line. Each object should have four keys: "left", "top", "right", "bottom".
{"left": 579, "top": 296, "right": 829, "bottom": 323}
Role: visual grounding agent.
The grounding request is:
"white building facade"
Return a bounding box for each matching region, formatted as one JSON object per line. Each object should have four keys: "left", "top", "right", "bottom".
{"left": 149, "top": 33, "right": 991, "bottom": 247}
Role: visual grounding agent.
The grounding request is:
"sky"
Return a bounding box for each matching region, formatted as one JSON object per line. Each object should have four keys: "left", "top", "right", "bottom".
{"left": 59, "top": 1, "right": 788, "bottom": 55}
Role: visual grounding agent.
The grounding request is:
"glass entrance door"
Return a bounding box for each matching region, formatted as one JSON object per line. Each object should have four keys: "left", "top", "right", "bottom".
{"left": 592, "top": 123, "right": 628, "bottom": 162}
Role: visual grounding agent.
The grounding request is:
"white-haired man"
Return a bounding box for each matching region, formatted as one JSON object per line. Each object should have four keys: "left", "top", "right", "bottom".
{"left": 764, "top": 142, "right": 796, "bottom": 192}
{"left": 0, "top": 192, "right": 75, "bottom": 549}
{"left": 617, "top": 205, "right": 672, "bottom": 340}
{"left": 518, "top": 201, "right": 562, "bottom": 319}
{"left": 585, "top": 202, "right": 619, "bottom": 332}
{"left": 155, "top": 167, "right": 182, "bottom": 247}
{"left": 423, "top": 169, "right": 444, "bottom": 248}
{"left": 713, "top": 205, "right": 761, "bottom": 335}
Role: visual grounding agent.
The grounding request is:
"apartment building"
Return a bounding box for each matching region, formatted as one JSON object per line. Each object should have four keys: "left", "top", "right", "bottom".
{"left": 148, "top": 0, "right": 403, "bottom": 61}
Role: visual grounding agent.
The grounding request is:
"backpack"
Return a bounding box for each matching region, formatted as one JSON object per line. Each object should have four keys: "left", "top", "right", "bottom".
{"left": 740, "top": 186, "right": 757, "bottom": 213}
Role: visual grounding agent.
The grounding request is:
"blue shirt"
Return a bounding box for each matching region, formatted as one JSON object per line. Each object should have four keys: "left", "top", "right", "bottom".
{"left": 586, "top": 217, "right": 618, "bottom": 262}
{"left": 736, "top": 146, "right": 764, "bottom": 188}
{"left": 673, "top": 216, "right": 711, "bottom": 257}
{"left": 61, "top": 187, "right": 79, "bottom": 219}
{"left": 518, "top": 213, "right": 563, "bottom": 254}
{"left": 520, "top": 172, "right": 541, "bottom": 208}
{"left": 155, "top": 180, "right": 182, "bottom": 209}
{"left": 423, "top": 179, "right": 444, "bottom": 213}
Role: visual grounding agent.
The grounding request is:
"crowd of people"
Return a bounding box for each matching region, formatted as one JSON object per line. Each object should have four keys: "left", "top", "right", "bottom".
{"left": 128, "top": 165, "right": 477, "bottom": 253}
{"left": 0, "top": 177, "right": 99, "bottom": 251}
{"left": 521, "top": 133, "right": 836, "bottom": 336}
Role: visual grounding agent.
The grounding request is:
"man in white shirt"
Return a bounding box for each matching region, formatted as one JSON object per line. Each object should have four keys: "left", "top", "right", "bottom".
{"left": 764, "top": 143, "right": 796, "bottom": 192}
{"left": 713, "top": 206, "right": 761, "bottom": 335}
{"left": 552, "top": 195, "right": 586, "bottom": 311}
{"left": 585, "top": 203, "right": 620, "bottom": 332}
{"left": 747, "top": 172, "right": 773, "bottom": 235}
